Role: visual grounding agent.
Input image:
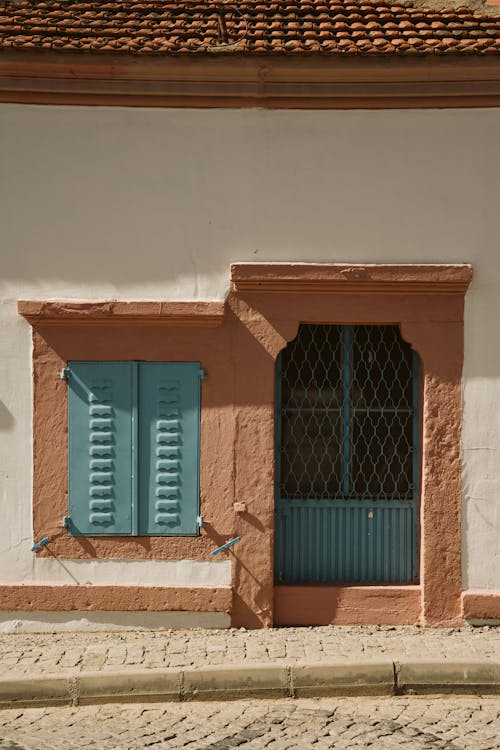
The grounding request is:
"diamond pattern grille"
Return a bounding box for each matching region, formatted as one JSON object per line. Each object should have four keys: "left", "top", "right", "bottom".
{"left": 279, "top": 324, "right": 416, "bottom": 501}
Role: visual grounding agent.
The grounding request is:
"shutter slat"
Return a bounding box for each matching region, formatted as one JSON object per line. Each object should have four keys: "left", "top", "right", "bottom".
{"left": 68, "top": 362, "right": 133, "bottom": 535}
{"left": 138, "top": 363, "right": 200, "bottom": 536}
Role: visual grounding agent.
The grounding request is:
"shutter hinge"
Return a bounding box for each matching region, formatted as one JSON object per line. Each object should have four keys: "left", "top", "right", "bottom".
{"left": 63, "top": 515, "right": 71, "bottom": 530}
{"left": 199, "top": 368, "right": 206, "bottom": 380}
{"left": 60, "top": 367, "right": 70, "bottom": 381}
{"left": 197, "top": 515, "right": 204, "bottom": 528}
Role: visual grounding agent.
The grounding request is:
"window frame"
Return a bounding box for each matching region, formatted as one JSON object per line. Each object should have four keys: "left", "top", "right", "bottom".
{"left": 19, "top": 300, "right": 224, "bottom": 564}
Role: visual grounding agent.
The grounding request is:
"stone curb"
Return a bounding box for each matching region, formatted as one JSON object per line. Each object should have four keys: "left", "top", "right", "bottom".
{"left": 396, "top": 660, "right": 500, "bottom": 695}
{"left": 0, "top": 660, "right": 499, "bottom": 708}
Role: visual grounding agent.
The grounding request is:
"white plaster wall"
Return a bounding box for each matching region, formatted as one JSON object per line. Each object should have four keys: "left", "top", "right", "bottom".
{"left": 1, "top": 105, "right": 499, "bottom": 591}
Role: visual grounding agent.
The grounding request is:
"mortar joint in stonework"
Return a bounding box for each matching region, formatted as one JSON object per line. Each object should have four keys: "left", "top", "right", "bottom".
{"left": 68, "top": 676, "right": 79, "bottom": 707}
{"left": 179, "top": 670, "right": 186, "bottom": 702}
{"left": 393, "top": 661, "right": 402, "bottom": 695}
{"left": 286, "top": 665, "right": 295, "bottom": 699}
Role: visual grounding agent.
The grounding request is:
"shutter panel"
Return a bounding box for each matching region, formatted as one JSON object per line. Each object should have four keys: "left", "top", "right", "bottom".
{"left": 138, "top": 363, "right": 200, "bottom": 536}
{"left": 68, "top": 362, "right": 133, "bottom": 535}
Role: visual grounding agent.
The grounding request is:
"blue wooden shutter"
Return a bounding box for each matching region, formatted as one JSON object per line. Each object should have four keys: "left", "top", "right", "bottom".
{"left": 68, "top": 362, "right": 133, "bottom": 535}
{"left": 138, "top": 363, "right": 201, "bottom": 536}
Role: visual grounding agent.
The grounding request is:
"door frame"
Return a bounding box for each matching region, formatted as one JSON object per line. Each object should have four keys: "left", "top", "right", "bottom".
{"left": 229, "top": 262, "right": 472, "bottom": 627}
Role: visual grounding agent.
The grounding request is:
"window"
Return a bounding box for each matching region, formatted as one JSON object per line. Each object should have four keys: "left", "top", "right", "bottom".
{"left": 275, "top": 324, "right": 419, "bottom": 584}
{"left": 67, "top": 361, "right": 202, "bottom": 537}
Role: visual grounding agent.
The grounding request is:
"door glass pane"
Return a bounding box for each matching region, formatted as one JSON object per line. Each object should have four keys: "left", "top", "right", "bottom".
{"left": 280, "top": 325, "right": 343, "bottom": 499}
{"left": 351, "top": 325, "right": 413, "bottom": 410}
{"left": 280, "top": 411, "right": 343, "bottom": 499}
{"left": 351, "top": 411, "right": 413, "bottom": 499}
{"left": 350, "top": 325, "right": 414, "bottom": 499}
{"left": 281, "top": 325, "right": 343, "bottom": 410}
{"left": 279, "top": 324, "right": 416, "bottom": 502}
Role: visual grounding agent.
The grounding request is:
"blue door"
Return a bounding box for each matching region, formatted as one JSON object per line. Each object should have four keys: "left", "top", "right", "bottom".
{"left": 275, "top": 324, "right": 420, "bottom": 584}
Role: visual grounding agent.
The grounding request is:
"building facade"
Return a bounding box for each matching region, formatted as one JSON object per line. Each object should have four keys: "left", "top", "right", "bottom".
{"left": 1, "top": 1, "right": 500, "bottom": 630}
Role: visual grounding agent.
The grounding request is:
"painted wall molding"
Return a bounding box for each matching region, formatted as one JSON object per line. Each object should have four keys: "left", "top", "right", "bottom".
{"left": 462, "top": 590, "right": 500, "bottom": 622}
{"left": 18, "top": 300, "right": 225, "bottom": 327}
{"left": 0, "top": 585, "right": 231, "bottom": 612}
{"left": 231, "top": 263, "right": 473, "bottom": 295}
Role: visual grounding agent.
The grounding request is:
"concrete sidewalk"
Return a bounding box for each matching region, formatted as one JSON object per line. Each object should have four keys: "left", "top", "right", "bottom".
{"left": 0, "top": 625, "right": 499, "bottom": 706}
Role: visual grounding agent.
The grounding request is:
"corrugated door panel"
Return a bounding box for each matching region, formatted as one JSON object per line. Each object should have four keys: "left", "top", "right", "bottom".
{"left": 275, "top": 499, "right": 414, "bottom": 584}
{"left": 68, "top": 361, "right": 133, "bottom": 535}
{"left": 138, "top": 362, "right": 200, "bottom": 536}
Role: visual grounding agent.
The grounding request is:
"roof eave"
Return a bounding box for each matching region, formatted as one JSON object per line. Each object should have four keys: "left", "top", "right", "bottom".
{"left": 1, "top": 50, "right": 500, "bottom": 108}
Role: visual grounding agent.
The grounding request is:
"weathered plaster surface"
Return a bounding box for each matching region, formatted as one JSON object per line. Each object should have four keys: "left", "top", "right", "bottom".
{"left": 0, "top": 559, "right": 231, "bottom": 587}
{"left": 1, "top": 106, "right": 497, "bottom": 301}
{"left": 274, "top": 586, "right": 422, "bottom": 626}
{"left": 0, "top": 584, "right": 231, "bottom": 614}
{"left": 462, "top": 590, "right": 500, "bottom": 622}
{"left": 0, "top": 611, "right": 230, "bottom": 633}
{"left": 1, "top": 105, "right": 499, "bottom": 607}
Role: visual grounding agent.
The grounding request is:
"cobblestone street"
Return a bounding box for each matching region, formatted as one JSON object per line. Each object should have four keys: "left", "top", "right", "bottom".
{"left": 0, "top": 697, "right": 499, "bottom": 749}
{"left": 0, "top": 626, "right": 498, "bottom": 676}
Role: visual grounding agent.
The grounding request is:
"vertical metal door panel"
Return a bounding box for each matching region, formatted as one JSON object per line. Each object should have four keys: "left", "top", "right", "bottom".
{"left": 275, "top": 499, "right": 415, "bottom": 584}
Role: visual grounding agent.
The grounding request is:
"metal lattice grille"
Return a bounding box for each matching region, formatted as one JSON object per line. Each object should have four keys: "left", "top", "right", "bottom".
{"left": 279, "top": 324, "right": 416, "bottom": 502}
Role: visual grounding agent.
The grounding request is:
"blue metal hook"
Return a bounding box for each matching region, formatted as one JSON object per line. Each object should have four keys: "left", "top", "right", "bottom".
{"left": 31, "top": 536, "right": 50, "bottom": 552}
{"left": 210, "top": 536, "right": 241, "bottom": 556}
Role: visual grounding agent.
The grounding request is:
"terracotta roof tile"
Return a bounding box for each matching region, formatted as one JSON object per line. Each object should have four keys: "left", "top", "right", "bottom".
{"left": 0, "top": 0, "right": 499, "bottom": 55}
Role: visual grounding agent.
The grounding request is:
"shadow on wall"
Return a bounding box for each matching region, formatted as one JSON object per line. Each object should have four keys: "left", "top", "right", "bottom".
{"left": 0, "top": 402, "right": 14, "bottom": 431}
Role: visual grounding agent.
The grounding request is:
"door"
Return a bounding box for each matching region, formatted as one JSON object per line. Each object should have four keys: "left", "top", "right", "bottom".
{"left": 274, "top": 324, "right": 420, "bottom": 584}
